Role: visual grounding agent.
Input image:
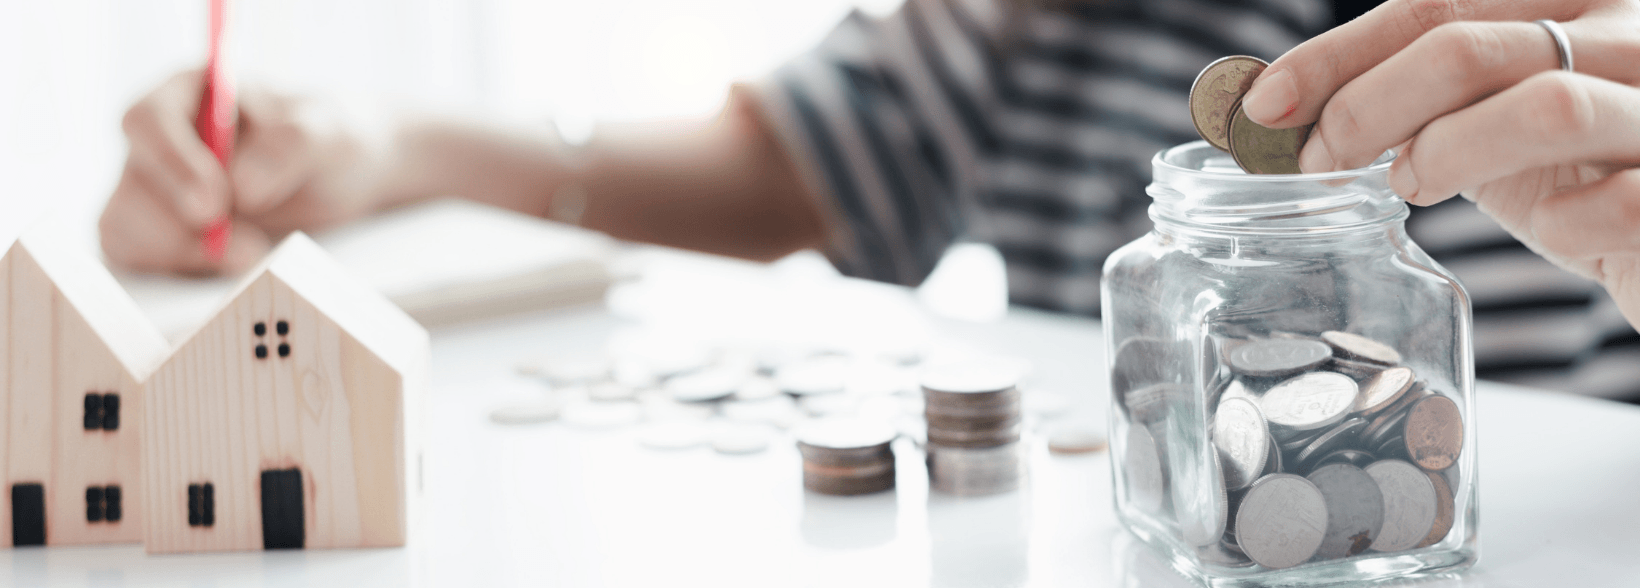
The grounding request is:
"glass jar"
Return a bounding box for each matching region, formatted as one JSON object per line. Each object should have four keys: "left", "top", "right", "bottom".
{"left": 1103, "top": 141, "right": 1478, "bottom": 586}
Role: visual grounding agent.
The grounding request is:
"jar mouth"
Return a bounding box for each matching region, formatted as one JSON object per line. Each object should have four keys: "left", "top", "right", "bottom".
{"left": 1152, "top": 140, "right": 1395, "bottom": 183}
{"left": 1148, "top": 141, "right": 1404, "bottom": 233}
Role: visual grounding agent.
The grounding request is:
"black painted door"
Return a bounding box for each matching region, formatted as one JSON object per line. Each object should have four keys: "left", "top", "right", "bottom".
{"left": 11, "top": 483, "right": 45, "bottom": 546}
{"left": 260, "top": 468, "right": 305, "bottom": 549}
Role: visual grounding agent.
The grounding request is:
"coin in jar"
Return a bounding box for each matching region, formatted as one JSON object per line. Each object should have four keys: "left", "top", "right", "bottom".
{"left": 1172, "top": 442, "right": 1230, "bottom": 547}
{"left": 1354, "top": 366, "right": 1415, "bottom": 416}
{"left": 1124, "top": 425, "right": 1166, "bottom": 513}
{"left": 1190, "top": 56, "right": 1267, "bottom": 152}
{"left": 1313, "top": 448, "right": 1375, "bottom": 470}
{"left": 1292, "top": 417, "right": 1367, "bottom": 473}
{"left": 1321, "top": 331, "right": 1402, "bottom": 366}
{"left": 1418, "top": 469, "right": 1456, "bottom": 548}
{"left": 1306, "top": 463, "right": 1384, "bottom": 560}
{"left": 1227, "top": 103, "right": 1311, "bottom": 175}
{"left": 1235, "top": 473, "right": 1328, "bottom": 569}
{"left": 1365, "top": 459, "right": 1438, "bottom": 552}
{"left": 1228, "top": 338, "right": 1333, "bottom": 378}
{"left": 1260, "top": 372, "right": 1357, "bottom": 433}
{"left": 1403, "top": 394, "right": 1463, "bottom": 471}
{"left": 1213, "top": 397, "right": 1270, "bottom": 490}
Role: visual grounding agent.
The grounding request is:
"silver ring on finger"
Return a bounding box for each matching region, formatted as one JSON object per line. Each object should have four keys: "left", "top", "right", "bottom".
{"left": 1536, "top": 19, "right": 1574, "bottom": 73}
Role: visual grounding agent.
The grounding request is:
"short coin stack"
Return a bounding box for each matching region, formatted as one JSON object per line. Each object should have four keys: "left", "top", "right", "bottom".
{"left": 1189, "top": 56, "right": 1312, "bottom": 174}
{"left": 795, "top": 419, "right": 899, "bottom": 496}
{"left": 922, "top": 362, "right": 1024, "bottom": 496}
{"left": 1117, "top": 330, "right": 1464, "bottom": 570}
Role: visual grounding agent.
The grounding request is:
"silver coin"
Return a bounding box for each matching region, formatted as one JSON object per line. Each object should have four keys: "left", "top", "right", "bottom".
{"left": 1306, "top": 464, "right": 1384, "bottom": 560}
{"left": 1235, "top": 473, "right": 1328, "bottom": 569}
{"left": 1112, "top": 337, "right": 1175, "bottom": 397}
{"left": 1327, "top": 357, "right": 1384, "bottom": 381}
{"left": 1293, "top": 417, "right": 1367, "bottom": 473}
{"left": 1261, "top": 372, "right": 1358, "bottom": 432}
{"left": 1126, "top": 383, "right": 1184, "bottom": 425}
{"left": 919, "top": 358, "right": 1021, "bottom": 395}
{"left": 1228, "top": 338, "right": 1333, "bottom": 378}
{"left": 1365, "top": 459, "right": 1438, "bottom": 552}
{"left": 1362, "top": 406, "right": 1411, "bottom": 451}
{"left": 1313, "top": 449, "right": 1374, "bottom": 470}
{"left": 1374, "top": 434, "right": 1407, "bottom": 460}
{"left": 1279, "top": 427, "right": 1327, "bottom": 454}
{"left": 1262, "top": 431, "right": 1283, "bottom": 476}
{"left": 1321, "top": 331, "right": 1402, "bottom": 366}
{"left": 665, "top": 370, "right": 744, "bottom": 402}
{"left": 1173, "top": 447, "right": 1230, "bottom": 547}
{"left": 1354, "top": 366, "right": 1415, "bottom": 416}
{"left": 1213, "top": 397, "right": 1270, "bottom": 490}
{"left": 1124, "top": 425, "right": 1166, "bottom": 513}
{"left": 795, "top": 418, "right": 898, "bottom": 451}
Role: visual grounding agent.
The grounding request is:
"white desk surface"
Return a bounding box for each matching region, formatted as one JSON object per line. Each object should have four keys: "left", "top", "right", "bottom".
{"left": 4, "top": 250, "right": 1639, "bottom": 588}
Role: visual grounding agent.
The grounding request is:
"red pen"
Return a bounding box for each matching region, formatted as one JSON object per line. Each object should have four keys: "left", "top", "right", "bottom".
{"left": 196, "top": 0, "right": 234, "bottom": 261}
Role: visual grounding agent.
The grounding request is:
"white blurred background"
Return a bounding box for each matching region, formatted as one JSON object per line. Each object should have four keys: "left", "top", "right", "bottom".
{"left": 0, "top": 0, "right": 906, "bottom": 246}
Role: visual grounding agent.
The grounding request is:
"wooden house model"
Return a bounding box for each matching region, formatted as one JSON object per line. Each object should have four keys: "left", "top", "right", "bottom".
{"left": 0, "top": 229, "right": 171, "bottom": 547}
{"left": 142, "top": 232, "right": 428, "bottom": 553}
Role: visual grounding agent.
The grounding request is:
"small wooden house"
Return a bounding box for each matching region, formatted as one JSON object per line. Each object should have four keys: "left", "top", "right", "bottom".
{"left": 0, "top": 229, "right": 171, "bottom": 547}
{"left": 143, "top": 232, "right": 427, "bottom": 553}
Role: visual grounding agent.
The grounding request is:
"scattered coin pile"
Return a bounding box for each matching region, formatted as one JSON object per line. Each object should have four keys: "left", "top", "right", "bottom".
{"left": 795, "top": 419, "right": 899, "bottom": 495}
{"left": 922, "top": 362, "right": 1025, "bottom": 496}
{"left": 1117, "top": 331, "right": 1463, "bottom": 570}
{"left": 1190, "top": 56, "right": 1312, "bottom": 174}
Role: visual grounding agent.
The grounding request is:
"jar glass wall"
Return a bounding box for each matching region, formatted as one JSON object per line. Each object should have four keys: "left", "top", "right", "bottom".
{"left": 1103, "top": 141, "right": 1478, "bottom": 586}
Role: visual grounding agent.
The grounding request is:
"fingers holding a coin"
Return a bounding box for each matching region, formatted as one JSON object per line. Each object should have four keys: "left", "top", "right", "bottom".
{"left": 1239, "top": 0, "right": 1585, "bottom": 129}
{"left": 1296, "top": 20, "right": 1567, "bottom": 174}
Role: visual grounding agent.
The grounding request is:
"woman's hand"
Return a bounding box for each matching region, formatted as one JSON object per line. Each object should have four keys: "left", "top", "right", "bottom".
{"left": 101, "top": 69, "right": 394, "bottom": 275}
{"left": 1240, "top": 0, "right": 1640, "bottom": 327}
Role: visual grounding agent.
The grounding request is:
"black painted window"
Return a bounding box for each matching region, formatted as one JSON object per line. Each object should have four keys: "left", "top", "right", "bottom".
{"left": 83, "top": 393, "right": 120, "bottom": 431}
{"left": 86, "top": 486, "right": 104, "bottom": 522}
{"left": 102, "top": 394, "right": 119, "bottom": 430}
{"left": 84, "top": 393, "right": 102, "bottom": 430}
{"left": 188, "top": 483, "right": 216, "bottom": 527}
{"left": 105, "top": 485, "right": 122, "bottom": 522}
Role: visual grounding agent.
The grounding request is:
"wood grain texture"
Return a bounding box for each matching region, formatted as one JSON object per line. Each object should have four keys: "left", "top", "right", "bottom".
{"left": 143, "top": 233, "right": 426, "bottom": 553}
{"left": 1, "top": 234, "right": 169, "bottom": 547}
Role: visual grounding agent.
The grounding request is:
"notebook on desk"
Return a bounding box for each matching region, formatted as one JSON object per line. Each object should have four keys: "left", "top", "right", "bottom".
{"left": 121, "top": 199, "right": 616, "bottom": 340}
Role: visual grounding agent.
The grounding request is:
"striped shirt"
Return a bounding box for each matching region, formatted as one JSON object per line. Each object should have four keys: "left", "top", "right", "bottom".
{"left": 751, "top": 0, "right": 1640, "bottom": 400}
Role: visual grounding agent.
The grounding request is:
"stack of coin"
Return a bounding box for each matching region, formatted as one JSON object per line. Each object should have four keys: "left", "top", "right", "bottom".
{"left": 921, "top": 362, "right": 1024, "bottom": 495}
{"left": 1114, "top": 330, "right": 1465, "bottom": 570}
{"left": 795, "top": 419, "right": 898, "bottom": 496}
{"left": 1190, "top": 56, "right": 1312, "bottom": 174}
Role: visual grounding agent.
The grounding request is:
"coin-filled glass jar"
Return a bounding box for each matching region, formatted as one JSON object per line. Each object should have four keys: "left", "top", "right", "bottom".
{"left": 1103, "top": 141, "right": 1478, "bottom": 586}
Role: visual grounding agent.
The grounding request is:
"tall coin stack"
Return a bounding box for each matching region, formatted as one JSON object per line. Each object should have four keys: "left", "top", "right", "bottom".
{"left": 796, "top": 419, "right": 899, "bottom": 496}
{"left": 922, "top": 362, "right": 1024, "bottom": 496}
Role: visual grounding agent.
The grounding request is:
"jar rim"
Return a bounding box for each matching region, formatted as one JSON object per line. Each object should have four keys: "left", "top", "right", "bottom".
{"left": 1152, "top": 141, "right": 1395, "bottom": 182}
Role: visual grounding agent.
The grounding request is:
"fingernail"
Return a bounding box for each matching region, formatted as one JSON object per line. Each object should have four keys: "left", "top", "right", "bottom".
{"left": 1242, "top": 69, "right": 1298, "bottom": 125}
{"left": 1299, "top": 127, "right": 1335, "bottom": 174}
{"left": 1389, "top": 157, "right": 1420, "bottom": 202}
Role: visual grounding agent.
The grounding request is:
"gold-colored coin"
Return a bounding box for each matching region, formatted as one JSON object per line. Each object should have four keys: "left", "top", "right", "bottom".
{"left": 1190, "top": 56, "right": 1267, "bottom": 152}
{"left": 1402, "top": 394, "right": 1463, "bottom": 471}
{"left": 1227, "top": 103, "right": 1311, "bottom": 175}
